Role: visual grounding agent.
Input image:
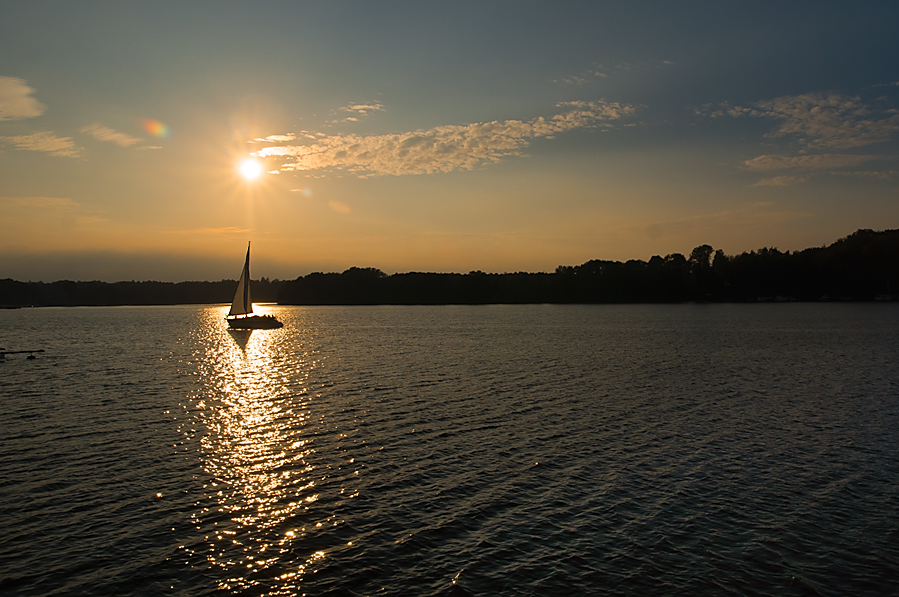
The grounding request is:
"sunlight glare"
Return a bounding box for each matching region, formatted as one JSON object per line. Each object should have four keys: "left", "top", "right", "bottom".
{"left": 239, "top": 159, "right": 264, "bottom": 181}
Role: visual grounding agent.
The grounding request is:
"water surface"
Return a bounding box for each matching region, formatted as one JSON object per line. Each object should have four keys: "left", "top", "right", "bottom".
{"left": 2, "top": 304, "right": 898, "bottom": 595}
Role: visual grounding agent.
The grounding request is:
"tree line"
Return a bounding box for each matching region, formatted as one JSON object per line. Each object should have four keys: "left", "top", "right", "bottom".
{"left": 0, "top": 278, "right": 284, "bottom": 308}
{"left": 3, "top": 229, "right": 898, "bottom": 307}
{"left": 277, "top": 229, "right": 899, "bottom": 304}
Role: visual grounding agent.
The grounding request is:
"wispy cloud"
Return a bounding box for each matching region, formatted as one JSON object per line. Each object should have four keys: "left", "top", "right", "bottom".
{"left": 560, "top": 75, "right": 588, "bottom": 85}
{"left": 703, "top": 91, "right": 899, "bottom": 183}
{"left": 556, "top": 61, "right": 671, "bottom": 86}
{"left": 751, "top": 175, "right": 807, "bottom": 187}
{"left": 251, "top": 133, "right": 296, "bottom": 143}
{"left": 0, "top": 76, "right": 45, "bottom": 121}
{"left": 80, "top": 123, "right": 141, "bottom": 147}
{"left": 695, "top": 102, "right": 755, "bottom": 119}
{"left": 331, "top": 102, "right": 385, "bottom": 124}
{"left": 705, "top": 93, "right": 899, "bottom": 149}
{"left": 0, "top": 132, "right": 80, "bottom": 157}
{"left": 254, "top": 100, "right": 638, "bottom": 177}
{"left": 742, "top": 153, "right": 882, "bottom": 171}
{"left": 833, "top": 169, "right": 898, "bottom": 180}
{"left": 756, "top": 93, "right": 899, "bottom": 148}
{"left": 340, "top": 103, "right": 384, "bottom": 115}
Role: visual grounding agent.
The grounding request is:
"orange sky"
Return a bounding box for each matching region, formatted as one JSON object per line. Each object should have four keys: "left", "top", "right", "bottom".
{"left": 2, "top": 3, "right": 898, "bottom": 281}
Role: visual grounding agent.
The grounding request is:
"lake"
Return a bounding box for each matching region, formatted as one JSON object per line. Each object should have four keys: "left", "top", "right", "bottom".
{"left": 2, "top": 304, "right": 898, "bottom": 595}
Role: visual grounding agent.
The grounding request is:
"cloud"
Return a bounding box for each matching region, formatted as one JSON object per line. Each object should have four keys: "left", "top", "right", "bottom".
{"left": 0, "top": 132, "right": 80, "bottom": 157}
{"left": 0, "top": 76, "right": 45, "bottom": 120}
{"left": 695, "top": 102, "right": 760, "bottom": 119}
{"left": 751, "top": 175, "right": 807, "bottom": 187}
{"left": 80, "top": 123, "right": 141, "bottom": 147}
{"left": 253, "top": 100, "right": 638, "bottom": 176}
{"left": 756, "top": 93, "right": 899, "bottom": 148}
{"left": 251, "top": 133, "right": 296, "bottom": 143}
{"left": 330, "top": 102, "right": 385, "bottom": 124}
{"left": 711, "top": 93, "right": 899, "bottom": 148}
{"left": 340, "top": 103, "right": 384, "bottom": 115}
{"left": 742, "top": 153, "right": 882, "bottom": 171}
{"left": 556, "top": 61, "right": 670, "bottom": 85}
{"left": 835, "top": 169, "right": 898, "bottom": 179}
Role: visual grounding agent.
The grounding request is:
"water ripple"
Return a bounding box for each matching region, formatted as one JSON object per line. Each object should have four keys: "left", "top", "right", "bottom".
{"left": 2, "top": 304, "right": 899, "bottom": 595}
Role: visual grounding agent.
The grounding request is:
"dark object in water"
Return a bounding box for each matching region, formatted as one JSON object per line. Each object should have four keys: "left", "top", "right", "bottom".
{"left": 225, "top": 242, "right": 283, "bottom": 329}
{"left": 227, "top": 314, "right": 283, "bottom": 329}
{"left": 0, "top": 349, "right": 44, "bottom": 361}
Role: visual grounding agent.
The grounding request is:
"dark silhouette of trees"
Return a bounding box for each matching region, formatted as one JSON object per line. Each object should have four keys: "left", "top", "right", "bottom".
{"left": 0, "top": 278, "right": 283, "bottom": 307}
{"left": 4, "top": 229, "right": 899, "bottom": 307}
{"left": 278, "top": 229, "right": 899, "bottom": 305}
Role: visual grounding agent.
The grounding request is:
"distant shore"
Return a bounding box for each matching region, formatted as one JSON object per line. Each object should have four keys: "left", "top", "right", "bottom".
{"left": 3, "top": 229, "right": 898, "bottom": 307}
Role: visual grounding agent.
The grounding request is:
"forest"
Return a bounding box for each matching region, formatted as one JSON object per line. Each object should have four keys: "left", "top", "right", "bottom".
{"left": 2, "top": 229, "right": 898, "bottom": 307}
{"left": 0, "top": 278, "right": 283, "bottom": 308}
{"left": 277, "top": 228, "right": 899, "bottom": 304}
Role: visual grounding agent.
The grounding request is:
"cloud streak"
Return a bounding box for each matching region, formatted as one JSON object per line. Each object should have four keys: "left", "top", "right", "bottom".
{"left": 706, "top": 92, "right": 899, "bottom": 149}
{"left": 705, "top": 91, "right": 899, "bottom": 184}
{"left": 80, "top": 123, "right": 142, "bottom": 147}
{"left": 756, "top": 93, "right": 899, "bottom": 149}
{"left": 331, "top": 102, "right": 385, "bottom": 123}
{"left": 254, "top": 100, "right": 638, "bottom": 176}
{"left": 0, "top": 132, "right": 80, "bottom": 157}
{"left": 0, "top": 76, "right": 45, "bottom": 120}
{"left": 742, "top": 153, "right": 882, "bottom": 171}
{"left": 251, "top": 134, "right": 296, "bottom": 143}
{"left": 340, "top": 102, "right": 384, "bottom": 115}
{"left": 751, "top": 175, "right": 807, "bottom": 187}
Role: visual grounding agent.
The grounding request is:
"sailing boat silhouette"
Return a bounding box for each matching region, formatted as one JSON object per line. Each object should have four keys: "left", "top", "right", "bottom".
{"left": 226, "top": 242, "right": 283, "bottom": 329}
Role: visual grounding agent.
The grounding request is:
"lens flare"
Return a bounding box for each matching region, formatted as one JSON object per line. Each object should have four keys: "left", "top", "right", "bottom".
{"left": 143, "top": 119, "right": 171, "bottom": 137}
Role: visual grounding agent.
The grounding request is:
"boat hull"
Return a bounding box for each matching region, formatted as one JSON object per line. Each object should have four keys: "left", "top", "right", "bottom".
{"left": 227, "top": 315, "right": 283, "bottom": 329}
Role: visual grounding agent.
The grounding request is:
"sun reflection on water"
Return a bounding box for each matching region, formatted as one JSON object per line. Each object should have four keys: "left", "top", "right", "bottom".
{"left": 181, "top": 306, "right": 332, "bottom": 593}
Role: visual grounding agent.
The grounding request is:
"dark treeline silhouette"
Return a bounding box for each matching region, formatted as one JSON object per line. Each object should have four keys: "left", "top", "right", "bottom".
{"left": 3, "top": 229, "right": 898, "bottom": 307}
{"left": 0, "top": 278, "right": 283, "bottom": 307}
{"left": 278, "top": 229, "right": 899, "bottom": 305}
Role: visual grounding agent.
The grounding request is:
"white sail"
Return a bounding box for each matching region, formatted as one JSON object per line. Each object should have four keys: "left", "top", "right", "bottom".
{"left": 228, "top": 243, "right": 253, "bottom": 317}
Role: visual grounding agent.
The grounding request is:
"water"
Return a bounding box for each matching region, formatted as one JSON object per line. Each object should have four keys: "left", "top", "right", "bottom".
{"left": 2, "top": 304, "right": 898, "bottom": 596}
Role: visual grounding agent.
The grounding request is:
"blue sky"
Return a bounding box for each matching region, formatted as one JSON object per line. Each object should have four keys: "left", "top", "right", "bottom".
{"left": 1, "top": 1, "right": 898, "bottom": 281}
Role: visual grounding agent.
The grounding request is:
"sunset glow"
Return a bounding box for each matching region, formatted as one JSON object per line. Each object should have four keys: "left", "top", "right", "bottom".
{"left": 0, "top": 4, "right": 897, "bottom": 282}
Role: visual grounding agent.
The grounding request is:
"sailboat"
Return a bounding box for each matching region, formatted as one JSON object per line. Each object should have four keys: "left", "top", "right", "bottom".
{"left": 226, "top": 242, "right": 283, "bottom": 329}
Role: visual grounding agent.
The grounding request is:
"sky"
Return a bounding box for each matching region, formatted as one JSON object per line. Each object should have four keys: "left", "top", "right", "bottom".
{"left": 1, "top": 1, "right": 898, "bottom": 282}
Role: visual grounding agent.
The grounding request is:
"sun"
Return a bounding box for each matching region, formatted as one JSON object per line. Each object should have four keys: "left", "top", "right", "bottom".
{"left": 238, "top": 158, "right": 264, "bottom": 181}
